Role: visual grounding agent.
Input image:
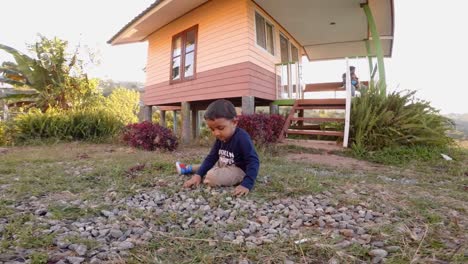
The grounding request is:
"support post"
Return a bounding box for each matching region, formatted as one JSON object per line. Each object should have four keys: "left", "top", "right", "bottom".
{"left": 362, "top": 3, "right": 386, "bottom": 94}
{"left": 298, "top": 109, "right": 304, "bottom": 127}
{"left": 160, "top": 110, "right": 166, "bottom": 127}
{"left": 191, "top": 109, "right": 200, "bottom": 139}
{"left": 242, "top": 96, "right": 255, "bottom": 115}
{"left": 365, "top": 40, "right": 375, "bottom": 88}
{"left": 181, "top": 102, "right": 191, "bottom": 144}
{"left": 269, "top": 103, "right": 279, "bottom": 115}
{"left": 343, "top": 58, "right": 351, "bottom": 148}
{"left": 173, "top": 110, "right": 178, "bottom": 134}
{"left": 143, "top": 105, "right": 153, "bottom": 122}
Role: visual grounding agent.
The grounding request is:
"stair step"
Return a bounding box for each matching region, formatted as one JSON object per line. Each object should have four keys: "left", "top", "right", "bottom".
{"left": 290, "top": 117, "right": 345, "bottom": 122}
{"left": 295, "top": 105, "right": 345, "bottom": 110}
{"left": 296, "top": 99, "right": 346, "bottom": 106}
{"left": 286, "top": 129, "right": 344, "bottom": 137}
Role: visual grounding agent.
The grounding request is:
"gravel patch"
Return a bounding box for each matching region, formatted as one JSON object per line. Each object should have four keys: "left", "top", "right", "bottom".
{"left": 0, "top": 187, "right": 399, "bottom": 263}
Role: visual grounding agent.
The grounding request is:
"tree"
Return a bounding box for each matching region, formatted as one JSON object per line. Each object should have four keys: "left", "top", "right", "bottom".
{"left": 104, "top": 88, "right": 140, "bottom": 125}
{"left": 0, "top": 35, "right": 99, "bottom": 111}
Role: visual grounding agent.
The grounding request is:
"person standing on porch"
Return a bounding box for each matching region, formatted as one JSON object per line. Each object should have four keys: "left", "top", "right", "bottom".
{"left": 175, "top": 99, "right": 260, "bottom": 197}
{"left": 342, "top": 66, "right": 359, "bottom": 96}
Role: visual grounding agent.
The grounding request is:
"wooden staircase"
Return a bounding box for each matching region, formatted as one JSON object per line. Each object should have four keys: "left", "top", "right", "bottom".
{"left": 280, "top": 99, "right": 346, "bottom": 142}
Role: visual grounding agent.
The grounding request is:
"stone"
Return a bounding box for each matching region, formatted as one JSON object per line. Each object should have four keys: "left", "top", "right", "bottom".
{"left": 371, "top": 241, "right": 385, "bottom": 248}
{"left": 334, "top": 240, "right": 352, "bottom": 248}
{"left": 291, "top": 219, "right": 303, "bottom": 229}
{"left": 66, "top": 256, "right": 85, "bottom": 264}
{"left": 385, "top": 246, "right": 401, "bottom": 253}
{"left": 257, "top": 216, "right": 269, "bottom": 224}
{"left": 101, "top": 210, "right": 114, "bottom": 217}
{"left": 116, "top": 241, "right": 134, "bottom": 250}
{"left": 90, "top": 257, "right": 101, "bottom": 264}
{"left": 339, "top": 229, "right": 354, "bottom": 237}
{"left": 369, "top": 249, "right": 388, "bottom": 258}
{"left": 109, "top": 229, "right": 123, "bottom": 238}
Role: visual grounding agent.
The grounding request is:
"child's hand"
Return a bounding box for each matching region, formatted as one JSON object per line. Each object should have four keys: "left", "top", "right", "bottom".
{"left": 233, "top": 185, "right": 249, "bottom": 197}
{"left": 183, "top": 174, "right": 202, "bottom": 188}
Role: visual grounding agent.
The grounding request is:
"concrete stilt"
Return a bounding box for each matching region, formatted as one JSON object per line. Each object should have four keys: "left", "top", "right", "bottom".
{"left": 242, "top": 96, "right": 255, "bottom": 115}
{"left": 181, "top": 102, "right": 191, "bottom": 144}
{"left": 192, "top": 109, "right": 200, "bottom": 139}
{"left": 143, "top": 106, "right": 153, "bottom": 122}
{"left": 269, "top": 103, "right": 279, "bottom": 115}
{"left": 160, "top": 110, "right": 166, "bottom": 127}
{"left": 173, "top": 110, "right": 178, "bottom": 134}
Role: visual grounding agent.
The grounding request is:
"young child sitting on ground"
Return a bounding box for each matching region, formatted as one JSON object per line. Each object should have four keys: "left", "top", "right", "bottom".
{"left": 176, "top": 99, "right": 259, "bottom": 197}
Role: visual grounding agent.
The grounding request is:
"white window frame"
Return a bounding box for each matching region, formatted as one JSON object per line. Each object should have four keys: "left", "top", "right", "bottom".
{"left": 254, "top": 11, "right": 275, "bottom": 56}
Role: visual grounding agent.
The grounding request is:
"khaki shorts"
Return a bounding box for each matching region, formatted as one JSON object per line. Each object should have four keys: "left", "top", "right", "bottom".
{"left": 204, "top": 163, "right": 245, "bottom": 187}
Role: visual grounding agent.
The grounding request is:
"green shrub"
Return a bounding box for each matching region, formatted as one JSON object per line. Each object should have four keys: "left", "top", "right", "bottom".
{"left": 104, "top": 88, "right": 140, "bottom": 125}
{"left": 351, "top": 84, "right": 454, "bottom": 155}
{"left": 0, "top": 121, "right": 7, "bottom": 145}
{"left": 364, "top": 145, "right": 447, "bottom": 165}
{"left": 13, "top": 108, "right": 123, "bottom": 142}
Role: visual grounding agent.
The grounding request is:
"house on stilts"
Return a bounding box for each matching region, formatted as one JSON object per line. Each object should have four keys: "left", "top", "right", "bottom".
{"left": 108, "top": 0, "right": 394, "bottom": 146}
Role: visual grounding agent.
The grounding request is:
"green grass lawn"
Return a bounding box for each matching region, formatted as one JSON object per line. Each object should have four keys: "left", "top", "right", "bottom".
{"left": 0, "top": 142, "right": 466, "bottom": 263}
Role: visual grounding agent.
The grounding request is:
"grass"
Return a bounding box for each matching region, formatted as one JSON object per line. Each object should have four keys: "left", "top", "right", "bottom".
{"left": 0, "top": 142, "right": 467, "bottom": 263}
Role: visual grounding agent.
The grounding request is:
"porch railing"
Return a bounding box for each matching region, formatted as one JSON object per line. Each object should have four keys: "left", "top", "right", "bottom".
{"left": 275, "top": 62, "right": 303, "bottom": 100}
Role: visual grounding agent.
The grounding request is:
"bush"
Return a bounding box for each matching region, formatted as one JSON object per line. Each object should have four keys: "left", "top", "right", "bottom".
{"left": 351, "top": 84, "right": 454, "bottom": 154}
{"left": 104, "top": 88, "right": 140, "bottom": 125}
{"left": 237, "top": 114, "right": 285, "bottom": 144}
{"left": 121, "top": 121, "right": 178, "bottom": 151}
{"left": 0, "top": 121, "right": 8, "bottom": 146}
{"left": 13, "top": 108, "right": 123, "bottom": 142}
{"left": 363, "top": 145, "right": 449, "bottom": 165}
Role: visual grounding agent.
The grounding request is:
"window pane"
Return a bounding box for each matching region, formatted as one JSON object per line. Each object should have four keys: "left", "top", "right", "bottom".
{"left": 291, "top": 44, "right": 299, "bottom": 62}
{"left": 255, "top": 12, "right": 266, "bottom": 49}
{"left": 172, "top": 57, "right": 181, "bottom": 80}
{"left": 184, "top": 52, "right": 194, "bottom": 78}
{"left": 280, "top": 34, "right": 289, "bottom": 63}
{"left": 266, "top": 23, "right": 274, "bottom": 54}
{"left": 186, "top": 30, "right": 196, "bottom": 53}
{"left": 173, "top": 37, "right": 182, "bottom": 57}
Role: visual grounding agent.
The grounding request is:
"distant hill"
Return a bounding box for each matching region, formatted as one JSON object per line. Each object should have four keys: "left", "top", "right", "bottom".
{"left": 99, "top": 79, "right": 144, "bottom": 96}
{"left": 446, "top": 113, "right": 468, "bottom": 139}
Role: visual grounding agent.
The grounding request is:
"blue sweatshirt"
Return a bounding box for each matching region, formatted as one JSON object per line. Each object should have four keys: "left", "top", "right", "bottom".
{"left": 197, "top": 127, "right": 260, "bottom": 190}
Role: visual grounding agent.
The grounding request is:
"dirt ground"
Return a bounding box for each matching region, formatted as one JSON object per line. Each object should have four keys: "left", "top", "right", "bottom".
{"left": 286, "top": 152, "right": 384, "bottom": 171}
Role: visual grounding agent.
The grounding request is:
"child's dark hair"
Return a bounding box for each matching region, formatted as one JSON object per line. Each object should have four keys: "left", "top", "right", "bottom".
{"left": 204, "top": 99, "right": 237, "bottom": 120}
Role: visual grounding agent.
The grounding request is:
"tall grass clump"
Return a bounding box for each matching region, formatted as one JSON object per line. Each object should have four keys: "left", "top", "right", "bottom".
{"left": 351, "top": 84, "right": 454, "bottom": 156}
{"left": 13, "top": 108, "right": 123, "bottom": 142}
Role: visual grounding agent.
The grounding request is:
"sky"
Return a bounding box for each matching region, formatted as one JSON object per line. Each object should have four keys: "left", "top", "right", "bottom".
{"left": 1, "top": 0, "right": 467, "bottom": 114}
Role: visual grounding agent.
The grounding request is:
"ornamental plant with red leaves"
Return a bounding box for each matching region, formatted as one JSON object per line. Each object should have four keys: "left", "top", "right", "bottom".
{"left": 237, "top": 114, "right": 285, "bottom": 144}
{"left": 122, "top": 121, "right": 178, "bottom": 151}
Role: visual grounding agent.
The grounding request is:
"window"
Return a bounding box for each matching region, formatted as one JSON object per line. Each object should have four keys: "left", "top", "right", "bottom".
{"left": 280, "top": 33, "right": 299, "bottom": 63}
{"left": 255, "top": 12, "right": 274, "bottom": 55}
{"left": 171, "top": 25, "right": 198, "bottom": 82}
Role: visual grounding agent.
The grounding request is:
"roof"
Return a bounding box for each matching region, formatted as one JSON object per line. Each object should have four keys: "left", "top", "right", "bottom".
{"left": 108, "top": 0, "right": 209, "bottom": 45}
{"left": 254, "top": 0, "right": 395, "bottom": 60}
{"left": 109, "top": 0, "right": 394, "bottom": 60}
{"left": 107, "top": 0, "right": 163, "bottom": 45}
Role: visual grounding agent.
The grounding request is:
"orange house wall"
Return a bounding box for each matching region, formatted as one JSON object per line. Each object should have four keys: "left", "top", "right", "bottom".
{"left": 144, "top": 0, "right": 302, "bottom": 106}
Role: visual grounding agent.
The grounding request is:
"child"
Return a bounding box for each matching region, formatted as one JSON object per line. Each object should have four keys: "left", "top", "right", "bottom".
{"left": 176, "top": 99, "right": 259, "bottom": 196}
{"left": 342, "top": 66, "right": 359, "bottom": 96}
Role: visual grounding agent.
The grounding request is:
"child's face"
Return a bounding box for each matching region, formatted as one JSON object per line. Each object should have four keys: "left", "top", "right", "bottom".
{"left": 206, "top": 118, "right": 238, "bottom": 142}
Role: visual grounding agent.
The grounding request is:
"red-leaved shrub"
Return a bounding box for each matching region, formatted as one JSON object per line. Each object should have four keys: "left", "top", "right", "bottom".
{"left": 122, "top": 121, "right": 178, "bottom": 151}
{"left": 237, "top": 114, "right": 285, "bottom": 144}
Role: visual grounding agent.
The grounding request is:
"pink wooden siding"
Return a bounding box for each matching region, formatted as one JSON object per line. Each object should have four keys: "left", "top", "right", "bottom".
{"left": 144, "top": 0, "right": 302, "bottom": 106}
